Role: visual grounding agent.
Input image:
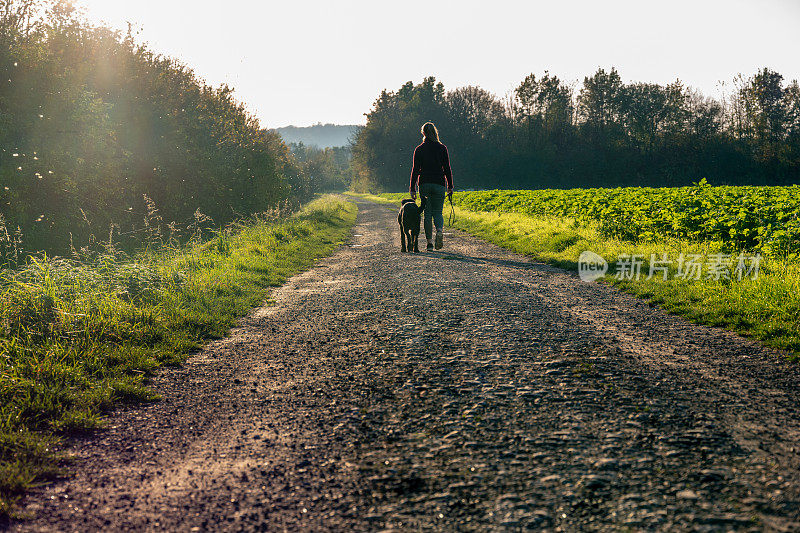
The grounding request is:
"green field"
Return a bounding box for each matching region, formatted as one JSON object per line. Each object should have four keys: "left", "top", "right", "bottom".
{"left": 449, "top": 183, "right": 800, "bottom": 257}
{"left": 0, "top": 196, "right": 356, "bottom": 515}
{"left": 359, "top": 188, "right": 800, "bottom": 359}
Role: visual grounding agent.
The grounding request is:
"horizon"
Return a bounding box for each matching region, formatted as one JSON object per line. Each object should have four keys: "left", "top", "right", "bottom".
{"left": 76, "top": 0, "right": 800, "bottom": 129}
{"left": 275, "top": 123, "right": 360, "bottom": 129}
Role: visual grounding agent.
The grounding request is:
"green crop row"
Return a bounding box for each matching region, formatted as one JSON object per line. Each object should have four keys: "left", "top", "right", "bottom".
{"left": 452, "top": 180, "right": 800, "bottom": 257}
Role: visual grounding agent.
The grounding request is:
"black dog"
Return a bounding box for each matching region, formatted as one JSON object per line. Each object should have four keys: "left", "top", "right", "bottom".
{"left": 397, "top": 197, "right": 427, "bottom": 253}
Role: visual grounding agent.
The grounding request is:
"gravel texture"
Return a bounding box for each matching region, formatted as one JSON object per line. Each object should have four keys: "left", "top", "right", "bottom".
{"left": 10, "top": 198, "right": 800, "bottom": 532}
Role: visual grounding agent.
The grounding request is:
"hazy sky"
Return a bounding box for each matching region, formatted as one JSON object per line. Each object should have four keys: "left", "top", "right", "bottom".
{"left": 78, "top": 0, "right": 800, "bottom": 129}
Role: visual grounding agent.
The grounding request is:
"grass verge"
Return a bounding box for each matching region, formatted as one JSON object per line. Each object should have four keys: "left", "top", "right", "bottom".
{"left": 353, "top": 192, "right": 800, "bottom": 359}
{"left": 0, "top": 195, "right": 357, "bottom": 516}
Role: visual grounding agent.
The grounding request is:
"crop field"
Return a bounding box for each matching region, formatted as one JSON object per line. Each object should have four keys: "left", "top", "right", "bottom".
{"left": 451, "top": 181, "right": 800, "bottom": 257}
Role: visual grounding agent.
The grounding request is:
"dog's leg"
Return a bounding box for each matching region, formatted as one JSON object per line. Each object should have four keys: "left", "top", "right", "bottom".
{"left": 399, "top": 223, "right": 406, "bottom": 252}
{"left": 405, "top": 230, "right": 413, "bottom": 253}
{"left": 413, "top": 232, "right": 420, "bottom": 253}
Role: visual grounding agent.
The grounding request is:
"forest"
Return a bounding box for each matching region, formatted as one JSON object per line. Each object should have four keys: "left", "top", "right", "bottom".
{"left": 351, "top": 70, "right": 800, "bottom": 192}
{"left": 0, "top": 0, "right": 341, "bottom": 259}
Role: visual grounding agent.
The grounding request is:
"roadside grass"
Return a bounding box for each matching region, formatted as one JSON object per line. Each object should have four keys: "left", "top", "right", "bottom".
{"left": 353, "top": 192, "right": 800, "bottom": 359}
{"left": 0, "top": 195, "right": 357, "bottom": 516}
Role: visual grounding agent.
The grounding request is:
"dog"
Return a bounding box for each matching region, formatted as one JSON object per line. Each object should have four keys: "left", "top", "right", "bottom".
{"left": 397, "top": 197, "right": 427, "bottom": 253}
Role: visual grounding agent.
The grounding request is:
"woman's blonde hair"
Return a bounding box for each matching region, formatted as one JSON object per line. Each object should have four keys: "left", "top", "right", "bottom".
{"left": 421, "top": 122, "right": 439, "bottom": 142}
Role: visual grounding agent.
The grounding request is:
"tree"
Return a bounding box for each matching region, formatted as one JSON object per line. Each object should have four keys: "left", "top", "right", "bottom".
{"left": 515, "top": 71, "right": 573, "bottom": 147}
{"left": 684, "top": 89, "right": 722, "bottom": 141}
{"left": 577, "top": 67, "right": 624, "bottom": 138}
{"left": 621, "top": 81, "right": 686, "bottom": 152}
{"left": 739, "top": 68, "right": 789, "bottom": 161}
{"left": 446, "top": 86, "right": 504, "bottom": 137}
{"left": 783, "top": 80, "right": 800, "bottom": 165}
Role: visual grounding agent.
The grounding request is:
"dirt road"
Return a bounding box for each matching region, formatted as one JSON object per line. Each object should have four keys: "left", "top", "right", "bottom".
{"left": 12, "top": 198, "right": 800, "bottom": 531}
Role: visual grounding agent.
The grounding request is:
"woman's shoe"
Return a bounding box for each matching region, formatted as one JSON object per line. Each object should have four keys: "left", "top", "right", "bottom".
{"left": 427, "top": 241, "right": 434, "bottom": 251}
{"left": 435, "top": 229, "right": 443, "bottom": 250}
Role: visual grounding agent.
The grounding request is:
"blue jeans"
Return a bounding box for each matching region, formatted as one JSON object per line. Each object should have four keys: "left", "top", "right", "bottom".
{"left": 419, "top": 183, "right": 446, "bottom": 241}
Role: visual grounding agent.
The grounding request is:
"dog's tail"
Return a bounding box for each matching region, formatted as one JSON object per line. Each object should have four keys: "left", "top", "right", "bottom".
{"left": 419, "top": 195, "right": 427, "bottom": 211}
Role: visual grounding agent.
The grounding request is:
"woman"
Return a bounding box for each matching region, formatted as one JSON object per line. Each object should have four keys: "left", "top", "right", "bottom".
{"left": 409, "top": 122, "right": 453, "bottom": 251}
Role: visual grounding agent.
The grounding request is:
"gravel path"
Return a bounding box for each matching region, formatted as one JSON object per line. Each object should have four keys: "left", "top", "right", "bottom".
{"left": 11, "top": 198, "right": 800, "bottom": 532}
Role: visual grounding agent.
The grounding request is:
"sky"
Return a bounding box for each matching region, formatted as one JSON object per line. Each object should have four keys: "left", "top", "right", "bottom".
{"left": 77, "top": 0, "right": 800, "bottom": 129}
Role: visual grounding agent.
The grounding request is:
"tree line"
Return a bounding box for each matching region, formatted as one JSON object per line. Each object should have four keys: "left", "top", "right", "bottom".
{"left": 288, "top": 143, "right": 351, "bottom": 197}
{"left": 351, "top": 69, "right": 800, "bottom": 192}
{"left": 0, "top": 0, "right": 322, "bottom": 258}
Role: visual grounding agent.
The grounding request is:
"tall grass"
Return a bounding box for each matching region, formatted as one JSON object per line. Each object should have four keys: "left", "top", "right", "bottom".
{"left": 0, "top": 195, "right": 356, "bottom": 516}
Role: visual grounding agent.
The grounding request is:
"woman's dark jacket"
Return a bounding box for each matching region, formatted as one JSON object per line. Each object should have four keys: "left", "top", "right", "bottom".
{"left": 409, "top": 139, "right": 453, "bottom": 192}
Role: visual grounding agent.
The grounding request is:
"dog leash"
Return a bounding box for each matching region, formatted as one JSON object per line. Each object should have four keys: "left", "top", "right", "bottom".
{"left": 448, "top": 192, "right": 456, "bottom": 227}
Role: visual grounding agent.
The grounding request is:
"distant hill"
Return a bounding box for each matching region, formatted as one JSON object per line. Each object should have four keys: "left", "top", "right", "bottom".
{"left": 275, "top": 123, "right": 362, "bottom": 148}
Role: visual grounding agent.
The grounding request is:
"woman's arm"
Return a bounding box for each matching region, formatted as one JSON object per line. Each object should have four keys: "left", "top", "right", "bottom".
{"left": 409, "top": 146, "right": 421, "bottom": 195}
{"left": 442, "top": 144, "right": 453, "bottom": 192}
